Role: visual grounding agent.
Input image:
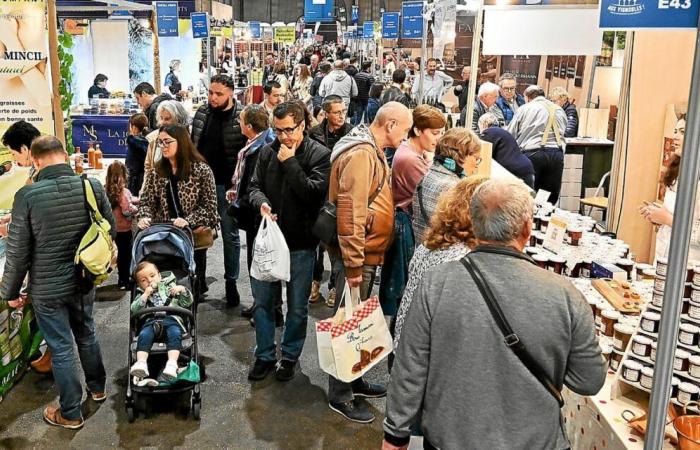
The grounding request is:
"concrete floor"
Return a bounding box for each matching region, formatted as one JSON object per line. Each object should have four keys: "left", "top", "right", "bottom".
{"left": 0, "top": 235, "right": 416, "bottom": 449}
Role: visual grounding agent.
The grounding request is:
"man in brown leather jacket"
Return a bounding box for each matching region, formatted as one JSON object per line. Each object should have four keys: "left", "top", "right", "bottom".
{"left": 326, "top": 102, "right": 413, "bottom": 423}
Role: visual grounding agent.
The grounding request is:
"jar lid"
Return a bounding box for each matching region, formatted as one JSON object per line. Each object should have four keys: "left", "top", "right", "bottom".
{"left": 680, "top": 382, "right": 700, "bottom": 393}
{"left": 676, "top": 349, "right": 691, "bottom": 358}
{"left": 524, "top": 246, "right": 539, "bottom": 253}
{"left": 602, "top": 310, "right": 621, "bottom": 320}
{"left": 633, "top": 335, "right": 652, "bottom": 345}
{"left": 612, "top": 348, "right": 625, "bottom": 356}
{"left": 617, "top": 258, "right": 634, "bottom": 265}
{"left": 568, "top": 226, "right": 583, "bottom": 232}
{"left": 623, "top": 360, "right": 643, "bottom": 370}
{"left": 613, "top": 323, "right": 634, "bottom": 335}
{"left": 643, "top": 311, "right": 661, "bottom": 321}
{"left": 658, "top": 257, "right": 668, "bottom": 265}
{"left": 641, "top": 367, "right": 654, "bottom": 376}
{"left": 533, "top": 254, "right": 549, "bottom": 262}
{"left": 643, "top": 269, "right": 657, "bottom": 276}
{"left": 690, "top": 355, "right": 700, "bottom": 365}
{"left": 655, "top": 274, "right": 666, "bottom": 281}
{"left": 680, "top": 323, "right": 700, "bottom": 333}
{"left": 637, "top": 263, "right": 654, "bottom": 270}
{"left": 550, "top": 255, "right": 566, "bottom": 263}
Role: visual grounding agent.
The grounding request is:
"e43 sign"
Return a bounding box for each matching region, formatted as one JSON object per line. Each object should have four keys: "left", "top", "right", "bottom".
{"left": 599, "top": 0, "right": 700, "bottom": 28}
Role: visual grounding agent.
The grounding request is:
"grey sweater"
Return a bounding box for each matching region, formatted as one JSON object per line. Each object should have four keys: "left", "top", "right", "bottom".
{"left": 383, "top": 247, "right": 606, "bottom": 450}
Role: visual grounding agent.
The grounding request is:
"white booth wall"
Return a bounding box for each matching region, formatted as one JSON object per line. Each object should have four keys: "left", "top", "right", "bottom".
{"left": 158, "top": 20, "right": 202, "bottom": 95}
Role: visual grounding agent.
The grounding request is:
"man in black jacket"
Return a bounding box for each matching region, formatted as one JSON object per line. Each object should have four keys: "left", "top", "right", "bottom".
{"left": 352, "top": 61, "right": 375, "bottom": 126}
{"left": 191, "top": 74, "right": 246, "bottom": 305}
{"left": 133, "top": 82, "right": 173, "bottom": 129}
{"left": 247, "top": 102, "right": 331, "bottom": 382}
{"left": 380, "top": 70, "right": 406, "bottom": 106}
{"left": 0, "top": 136, "right": 115, "bottom": 429}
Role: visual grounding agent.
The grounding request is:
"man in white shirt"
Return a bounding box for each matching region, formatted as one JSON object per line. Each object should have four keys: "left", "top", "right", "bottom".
{"left": 411, "top": 58, "right": 453, "bottom": 103}
{"left": 508, "top": 85, "right": 567, "bottom": 204}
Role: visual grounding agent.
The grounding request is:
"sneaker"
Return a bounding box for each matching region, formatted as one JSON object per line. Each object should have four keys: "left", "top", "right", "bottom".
{"left": 275, "top": 360, "right": 297, "bottom": 382}
{"left": 248, "top": 359, "right": 277, "bottom": 381}
{"left": 325, "top": 288, "right": 336, "bottom": 308}
{"left": 43, "top": 405, "right": 84, "bottom": 430}
{"left": 135, "top": 377, "right": 159, "bottom": 387}
{"left": 353, "top": 380, "right": 387, "bottom": 399}
{"left": 226, "top": 280, "right": 241, "bottom": 307}
{"left": 328, "top": 399, "right": 375, "bottom": 423}
{"left": 162, "top": 361, "right": 178, "bottom": 381}
{"left": 309, "top": 280, "right": 323, "bottom": 303}
{"left": 129, "top": 360, "right": 149, "bottom": 379}
{"left": 86, "top": 388, "right": 107, "bottom": 402}
{"left": 30, "top": 349, "right": 52, "bottom": 374}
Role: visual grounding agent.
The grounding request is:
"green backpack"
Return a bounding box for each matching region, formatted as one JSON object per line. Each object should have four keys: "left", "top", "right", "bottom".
{"left": 74, "top": 177, "right": 114, "bottom": 285}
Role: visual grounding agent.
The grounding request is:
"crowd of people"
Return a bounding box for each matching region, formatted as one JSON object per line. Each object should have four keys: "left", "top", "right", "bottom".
{"left": 0, "top": 42, "right": 605, "bottom": 450}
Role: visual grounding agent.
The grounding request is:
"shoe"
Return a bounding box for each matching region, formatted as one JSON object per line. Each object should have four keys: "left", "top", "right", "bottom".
{"left": 162, "top": 361, "right": 178, "bottom": 381}
{"left": 86, "top": 388, "right": 107, "bottom": 402}
{"left": 309, "top": 280, "right": 323, "bottom": 303}
{"left": 328, "top": 399, "right": 375, "bottom": 423}
{"left": 241, "top": 305, "right": 254, "bottom": 318}
{"left": 353, "top": 380, "right": 387, "bottom": 399}
{"left": 43, "top": 405, "right": 84, "bottom": 430}
{"left": 129, "top": 361, "right": 149, "bottom": 379}
{"left": 248, "top": 359, "right": 277, "bottom": 381}
{"left": 30, "top": 349, "right": 52, "bottom": 374}
{"left": 275, "top": 360, "right": 297, "bottom": 382}
{"left": 226, "top": 280, "right": 240, "bottom": 307}
{"left": 325, "top": 288, "right": 336, "bottom": 308}
{"left": 135, "top": 377, "right": 159, "bottom": 387}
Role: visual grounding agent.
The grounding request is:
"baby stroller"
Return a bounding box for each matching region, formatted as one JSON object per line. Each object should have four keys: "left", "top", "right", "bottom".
{"left": 124, "top": 224, "right": 202, "bottom": 422}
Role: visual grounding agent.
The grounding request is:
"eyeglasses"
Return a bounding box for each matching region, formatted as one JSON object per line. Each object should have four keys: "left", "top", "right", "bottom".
{"left": 501, "top": 87, "right": 516, "bottom": 92}
{"left": 274, "top": 121, "right": 303, "bottom": 136}
{"left": 156, "top": 139, "right": 176, "bottom": 148}
{"left": 329, "top": 109, "right": 347, "bottom": 116}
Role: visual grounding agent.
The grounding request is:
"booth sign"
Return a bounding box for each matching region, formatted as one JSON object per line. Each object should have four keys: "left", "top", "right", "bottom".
{"left": 599, "top": 0, "right": 700, "bottom": 28}
{"left": 274, "top": 27, "right": 296, "bottom": 44}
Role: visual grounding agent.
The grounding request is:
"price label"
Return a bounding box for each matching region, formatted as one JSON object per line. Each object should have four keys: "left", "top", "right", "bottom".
{"left": 543, "top": 215, "right": 568, "bottom": 254}
{"left": 534, "top": 189, "right": 551, "bottom": 206}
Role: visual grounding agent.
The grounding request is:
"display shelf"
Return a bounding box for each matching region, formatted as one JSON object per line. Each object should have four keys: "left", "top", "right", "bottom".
{"left": 625, "top": 351, "right": 700, "bottom": 383}
{"left": 637, "top": 328, "right": 700, "bottom": 354}
{"left": 618, "top": 377, "right": 700, "bottom": 413}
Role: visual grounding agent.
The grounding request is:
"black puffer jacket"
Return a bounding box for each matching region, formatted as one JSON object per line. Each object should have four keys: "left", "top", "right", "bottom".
{"left": 190, "top": 102, "right": 246, "bottom": 183}
{"left": 562, "top": 101, "right": 579, "bottom": 138}
{"left": 248, "top": 136, "right": 331, "bottom": 251}
{"left": 354, "top": 71, "right": 375, "bottom": 102}
{"left": 0, "top": 164, "right": 116, "bottom": 302}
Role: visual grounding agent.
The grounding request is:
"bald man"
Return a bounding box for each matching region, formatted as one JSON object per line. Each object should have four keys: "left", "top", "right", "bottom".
{"left": 326, "top": 102, "right": 413, "bottom": 423}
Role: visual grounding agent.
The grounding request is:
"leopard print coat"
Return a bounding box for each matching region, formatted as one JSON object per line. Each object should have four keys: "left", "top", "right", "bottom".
{"left": 137, "top": 161, "right": 219, "bottom": 229}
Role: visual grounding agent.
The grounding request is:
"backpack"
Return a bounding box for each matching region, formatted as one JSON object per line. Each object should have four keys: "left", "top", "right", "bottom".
{"left": 74, "top": 176, "right": 115, "bottom": 286}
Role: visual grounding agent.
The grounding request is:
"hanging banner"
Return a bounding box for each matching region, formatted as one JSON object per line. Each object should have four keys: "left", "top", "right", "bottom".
{"left": 190, "top": 12, "right": 209, "bottom": 38}
{"left": 363, "top": 21, "right": 374, "bottom": 39}
{"left": 402, "top": 1, "right": 424, "bottom": 39}
{"left": 274, "top": 26, "right": 296, "bottom": 44}
{"left": 432, "top": 0, "right": 456, "bottom": 59}
{"left": 304, "top": 0, "right": 334, "bottom": 23}
{"left": 0, "top": 0, "right": 55, "bottom": 165}
{"left": 599, "top": 0, "right": 700, "bottom": 29}
{"left": 351, "top": 5, "right": 359, "bottom": 24}
{"left": 382, "top": 12, "right": 400, "bottom": 39}
{"left": 250, "top": 21, "right": 261, "bottom": 39}
{"left": 155, "top": 1, "right": 179, "bottom": 37}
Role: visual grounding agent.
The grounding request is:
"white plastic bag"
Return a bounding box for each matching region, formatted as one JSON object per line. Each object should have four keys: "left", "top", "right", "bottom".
{"left": 250, "top": 216, "right": 291, "bottom": 282}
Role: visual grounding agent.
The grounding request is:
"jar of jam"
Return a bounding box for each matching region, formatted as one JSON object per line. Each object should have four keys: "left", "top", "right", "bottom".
{"left": 567, "top": 226, "right": 583, "bottom": 246}
{"left": 636, "top": 263, "right": 654, "bottom": 281}
{"left": 631, "top": 335, "right": 653, "bottom": 357}
{"left": 677, "top": 382, "right": 699, "bottom": 404}
{"left": 610, "top": 349, "right": 624, "bottom": 372}
{"left": 652, "top": 289, "right": 664, "bottom": 308}
{"left": 540, "top": 216, "right": 550, "bottom": 233}
{"left": 651, "top": 341, "right": 658, "bottom": 362}
{"left": 694, "top": 266, "right": 700, "bottom": 287}
{"left": 549, "top": 255, "right": 566, "bottom": 275}
{"left": 533, "top": 254, "right": 549, "bottom": 270}
{"left": 601, "top": 310, "right": 621, "bottom": 337}
{"left": 674, "top": 349, "right": 691, "bottom": 372}
{"left": 689, "top": 355, "right": 700, "bottom": 379}
{"left": 689, "top": 298, "right": 700, "bottom": 319}
{"left": 622, "top": 360, "right": 643, "bottom": 383}
{"left": 657, "top": 257, "right": 668, "bottom": 277}
{"left": 640, "top": 366, "right": 654, "bottom": 389}
{"left": 679, "top": 323, "right": 700, "bottom": 346}
{"left": 641, "top": 311, "right": 661, "bottom": 334}
{"left": 616, "top": 258, "right": 634, "bottom": 280}
{"left": 613, "top": 323, "right": 634, "bottom": 351}
{"left": 654, "top": 275, "right": 666, "bottom": 292}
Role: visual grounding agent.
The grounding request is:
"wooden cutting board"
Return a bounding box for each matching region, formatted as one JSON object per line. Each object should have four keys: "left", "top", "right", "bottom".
{"left": 592, "top": 278, "right": 642, "bottom": 314}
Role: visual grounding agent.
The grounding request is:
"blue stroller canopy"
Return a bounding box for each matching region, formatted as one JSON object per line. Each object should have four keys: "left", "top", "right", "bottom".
{"left": 130, "top": 224, "right": 196, "bottom": 275}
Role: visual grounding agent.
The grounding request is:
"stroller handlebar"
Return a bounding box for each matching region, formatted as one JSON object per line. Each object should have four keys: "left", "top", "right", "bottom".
{"left": 131, "top": 306, "right": 194, "bottom": 321}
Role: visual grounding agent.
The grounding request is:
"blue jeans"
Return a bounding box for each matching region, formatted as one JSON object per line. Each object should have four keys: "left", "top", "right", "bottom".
{"left": 216, "top": 185, "right": 241, "bottom": 281}
{"left": 351, "top": 100, "right": 368, "bottom": 126}
{"left": 251, "top": 249, "right": 315, "bottom": 362}
{"left": 136, "top": 316, "right": 182, "bottom": 352}
{"left": 32, "top": 290, "right": 106, "bottom": 420}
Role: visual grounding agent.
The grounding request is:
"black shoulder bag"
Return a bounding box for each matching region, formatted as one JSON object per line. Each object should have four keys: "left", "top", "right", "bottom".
{"left": 312, "top": 158, "right": 386, "bottom": 247}
{"left": 459, "top": 255, "right": 565, "bottom": 407}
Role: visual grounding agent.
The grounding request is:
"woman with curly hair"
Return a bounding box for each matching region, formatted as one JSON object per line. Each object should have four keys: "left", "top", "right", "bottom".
{"left": 105, "top": 160, "right": 139, "bottom": 289}
{"left": 393, "top": 175, "right": 488, "bottom": 347}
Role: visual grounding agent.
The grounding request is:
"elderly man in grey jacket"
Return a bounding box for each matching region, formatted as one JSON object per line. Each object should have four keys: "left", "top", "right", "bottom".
{"left": 383, "top": 178, "right": 606, "bottom": 450}
{"left": 318, "top": 60, "right": 358, "bottom": 107}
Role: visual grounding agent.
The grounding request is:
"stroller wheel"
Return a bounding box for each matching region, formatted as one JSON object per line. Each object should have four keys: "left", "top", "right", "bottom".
{"left": 191, "top": 396, "right": 201, "bottom": 420}
{"left": 126, "top": 405, "right": 136, "bottom": 423}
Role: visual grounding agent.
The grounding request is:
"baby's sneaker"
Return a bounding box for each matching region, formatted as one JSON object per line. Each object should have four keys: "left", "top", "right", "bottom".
{"left": 130, "top": 361, "right": 149, "bottom": 378}
{"left": 162, "top": 361, "right": 178, "bottom": 381}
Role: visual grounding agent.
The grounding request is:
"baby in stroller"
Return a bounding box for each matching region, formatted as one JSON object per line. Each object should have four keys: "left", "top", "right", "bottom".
{"left": 129, "top": 261, "right": 193, "bottom": 381}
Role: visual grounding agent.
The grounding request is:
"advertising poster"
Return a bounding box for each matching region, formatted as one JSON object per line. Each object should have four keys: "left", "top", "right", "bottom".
{"left": 382, "top": 12, "right": 399, "bottom": 39}
{"left": 0, "top": 0, "right": 54, "bottom": 163}
{"left": 155, "top": 2, "right": 179, "bottom": 37}
{"left": 499, "top": 55, "right": 541, "bottom": 94}
{"left": 402, "top": 1, "right": 424, "bottom": 39}
{"left": 273, "top": 27, "right": 296, "bottom": 44}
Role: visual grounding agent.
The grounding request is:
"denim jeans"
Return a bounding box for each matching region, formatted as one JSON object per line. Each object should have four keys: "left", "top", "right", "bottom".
{"left": 136, "top": 316, "right": 183, "bottom": 352}
{"left": 524, "top": 147, "right": 564, "bottom": 204}
{"left": 251, "top": 249, "right": 315, "bottom": 362}
{"left": 216, "top": 185, "right": 241, "bottom": 281}
{"left": 32, "top": 290, "right": 106, "bottom": 420}
{"left": 328, "top": 261, "right": 377, "bottom": 403}
{"left": 351, "top": 100, "right": 368, "bottom": 126}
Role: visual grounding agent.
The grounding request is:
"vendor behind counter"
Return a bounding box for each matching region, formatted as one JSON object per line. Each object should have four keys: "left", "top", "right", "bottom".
{"left": 88, "top": 74, "right": 110, "bottom": 99}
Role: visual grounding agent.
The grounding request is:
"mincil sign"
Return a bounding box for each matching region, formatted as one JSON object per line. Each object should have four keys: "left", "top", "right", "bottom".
{"left": 3, "top": 51, "right": 44, "bottom": 61}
